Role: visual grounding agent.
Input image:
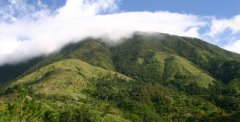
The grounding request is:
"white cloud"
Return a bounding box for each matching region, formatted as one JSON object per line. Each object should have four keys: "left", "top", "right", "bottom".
{"left": 208, "top": 15, "right": 240, "bottom": 37}
{"left": 205, "top": 15, "right": 240, "bottom": 52}
{"left": 0, "top": 0, "right": 240, "bottom": 66}
{"left": 0, "top": 0, "right": 208, "bottom": 65}
{"left": 224, "top": 40, "right": 240, "bottom": 54}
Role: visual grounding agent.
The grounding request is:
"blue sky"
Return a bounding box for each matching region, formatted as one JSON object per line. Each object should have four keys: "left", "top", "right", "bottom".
{"left": 120, "top": 0, "right": 240, "bottom": 18}
{"left": 39, "top": 0, "right": 240, "bottom": 18}
{"left": 0, "top": 0, "right": 240, "bottom": 65}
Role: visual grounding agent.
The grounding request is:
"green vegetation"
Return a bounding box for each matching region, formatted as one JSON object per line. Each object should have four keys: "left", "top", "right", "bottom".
{"left": 0, "top": 32, "right": 240, "bottom": 121}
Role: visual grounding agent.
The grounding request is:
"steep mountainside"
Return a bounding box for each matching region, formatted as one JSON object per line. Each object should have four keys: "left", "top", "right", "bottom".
{"left": 0, "top": 32, "right": 240, "bottom": 121}
{"left": 111, "top": 33, "right": 240, "bottom": 83}
{"left": 0, "top": 57, "right": 43, "bottom": 83}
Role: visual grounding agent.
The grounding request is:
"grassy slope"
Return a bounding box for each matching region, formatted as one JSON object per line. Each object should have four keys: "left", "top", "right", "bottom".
{"left": 11, "top": 59, "right": 129, "bottom": 99}
{"left": 153, "top": 52, "right": 214, "bottom": 88}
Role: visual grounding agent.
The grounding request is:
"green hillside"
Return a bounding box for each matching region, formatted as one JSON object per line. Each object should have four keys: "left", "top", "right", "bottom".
{"left": 0, "top": 59, "right": 223, "bottom": 121}
{"left": 22, "top": 39, "right": 115, "bottom": 77}
{"left": 154, "top": 52, "right": 214, "bottom": 88}
{"left": 0, "top": 32, "right": 240, "bottom": 121}
{"left": 111, "top": 32, "right": 240, "bottom": 83}
{"left": 10, "top": 59, "right": 129, "bottom": 99}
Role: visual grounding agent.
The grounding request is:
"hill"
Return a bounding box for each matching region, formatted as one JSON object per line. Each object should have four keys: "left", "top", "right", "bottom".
{"left": 0, "top": 32, "right": 240, "bottom": 121}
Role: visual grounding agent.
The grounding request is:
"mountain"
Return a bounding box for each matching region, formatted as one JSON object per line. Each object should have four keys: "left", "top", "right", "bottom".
{"left": 0, "top": 32, "right": 240, "bottom": 121}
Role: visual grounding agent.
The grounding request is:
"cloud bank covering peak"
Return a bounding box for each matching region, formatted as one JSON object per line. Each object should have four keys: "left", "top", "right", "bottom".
{"left": 0, "top": 0, "right": 240, "bottom": 65}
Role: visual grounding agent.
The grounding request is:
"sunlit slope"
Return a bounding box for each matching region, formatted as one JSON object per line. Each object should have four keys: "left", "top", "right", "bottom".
{"left": 154, "top": 52, "right": 214, "bottom": 88}
{"left": 11, "top": 59, "right": 129, "bottom": 98}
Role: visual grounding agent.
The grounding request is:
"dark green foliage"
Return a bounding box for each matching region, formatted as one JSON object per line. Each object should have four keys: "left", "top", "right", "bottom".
{"left": 86, "top": 76, "right": 224, "bottom": 121}
{"left": 43, "top": 110, "right": 58, "bottom": 122}
{"left": 59, "top": 107, "right": 93, "bottom": 122}
{"left": 0, "top": 57, "right": 42, "bottom": 83}
{"left": 209, "top": 60, "right": 240, "bottom": 83}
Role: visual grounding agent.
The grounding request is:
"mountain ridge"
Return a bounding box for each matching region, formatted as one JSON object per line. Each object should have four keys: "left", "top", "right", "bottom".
{"left": 0, "top": 32, "right": 240, "bottom": 121}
